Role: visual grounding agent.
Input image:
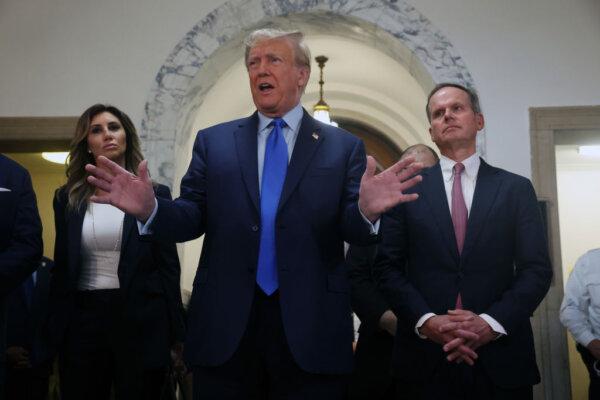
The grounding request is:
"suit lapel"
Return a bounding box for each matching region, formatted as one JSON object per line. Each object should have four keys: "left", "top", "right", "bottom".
{"left": 234, "top": 113, "right": 260, "bottom": 215}
{"left": 462, "top": 159, "right": 501, "bottom": 261}
{"left": 421, "top": 165, "right": 460, "bottom": 263}
{"left": 67, "top": 205, "right": 85, "bottom": 287}
{"left": 117, "top": 213, "right": 137, "bottom": 289}
{"left": 119, "top": 214, "right": 136, "bottom": 256}
{"left": 278, "top": 110, "right": 323, "bottom": 212}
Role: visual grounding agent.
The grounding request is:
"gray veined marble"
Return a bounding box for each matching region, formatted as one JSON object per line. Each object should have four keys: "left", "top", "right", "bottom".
{"left": 141, "top": 0, "right": 481, "bottom": 187}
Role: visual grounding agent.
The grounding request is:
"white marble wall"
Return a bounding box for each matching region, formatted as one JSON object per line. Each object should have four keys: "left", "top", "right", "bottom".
{"left": 141, "top": 0, "right": 479, "bottom": 187}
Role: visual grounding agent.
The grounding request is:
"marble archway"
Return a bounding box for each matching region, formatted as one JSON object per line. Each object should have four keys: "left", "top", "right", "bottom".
{"left": 140, "top": 0, "right": 480, "bottom": 187}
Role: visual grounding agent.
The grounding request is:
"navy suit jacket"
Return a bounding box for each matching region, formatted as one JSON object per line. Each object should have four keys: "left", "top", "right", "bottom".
{"left": 151, "top": 110, "right": 375, "bottom": 374}
{"left": 6, "top": 257, "right": 53, "bottom": 367}
{"left": 373, "top": 159, "right": 552, "bottom": 388}
{"left": 0, "top": 154, "right": 43, "bottom": 392}
{"left": 50, "top": 184, "right": 185, "bottom": 368}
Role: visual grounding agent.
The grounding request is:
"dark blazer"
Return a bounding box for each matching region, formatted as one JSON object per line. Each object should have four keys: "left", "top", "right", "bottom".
{"left": 50, "top": 184, "right": 185, "bottom": 368}
{"left": 6, "top": 257, "right": 53, "bottom": 367}
{"left": 347, "top": 244, "right": 396, "bottom": 399}
{"left": 0, "top": 154, "right": 43, "bottom": 393}
{"left": 373, "top": 159, "right": 552, "bottom": 389}
{"left": 348, "top": 244, "right": 388, "bottom": 337}
{"left": 150, "top": 110, "right": 376, "bottom": 374}
{"left": 0, "top": 155, "right": 43, "bottom": 297}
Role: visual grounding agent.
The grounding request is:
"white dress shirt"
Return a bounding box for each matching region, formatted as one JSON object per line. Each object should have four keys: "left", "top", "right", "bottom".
{"left": 416, "top": 152, "right": 507, "bottom": 337}
{"left": 79, "top": 203, "right": 124, "bottom": 290}
{"left": 560, "top": 248, "right": 600, "bottom": 347}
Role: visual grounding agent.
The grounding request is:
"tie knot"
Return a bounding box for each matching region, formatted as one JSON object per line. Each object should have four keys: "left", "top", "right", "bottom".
{"left": 453, "top": 162, "right": 465, "bottom": 175}
{"left": 272, "top": 118, "right": 285, "bottom": 129}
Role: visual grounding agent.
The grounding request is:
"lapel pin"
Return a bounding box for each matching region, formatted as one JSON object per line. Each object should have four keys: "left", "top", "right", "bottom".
{"left": 312, "top": 132, "right": 319, "bottom": 140}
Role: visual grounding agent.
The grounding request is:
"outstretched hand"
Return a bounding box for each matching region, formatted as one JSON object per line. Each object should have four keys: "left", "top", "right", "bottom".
{"left": 358, "top": 156, "right": 423, "bottom": 222}
{"left": 85, "top": 156, "right": 156, "bottom": 222}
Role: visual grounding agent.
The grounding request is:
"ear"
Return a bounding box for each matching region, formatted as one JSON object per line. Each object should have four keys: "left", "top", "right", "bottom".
{"left": 475, "top": 113, "right": 485, "bottom": 131}
{"left": 297, "top": 66, "right": 310, "bottom": 88}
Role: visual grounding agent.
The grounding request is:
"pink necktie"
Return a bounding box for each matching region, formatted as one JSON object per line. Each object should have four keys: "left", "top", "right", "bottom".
{"left": 451, "top": 163, "right": 467, "bottom": 309}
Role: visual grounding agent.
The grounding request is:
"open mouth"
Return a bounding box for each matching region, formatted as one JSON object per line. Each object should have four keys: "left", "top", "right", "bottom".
{"left": 258, "top": 83, "right": 274, "bottom": 92}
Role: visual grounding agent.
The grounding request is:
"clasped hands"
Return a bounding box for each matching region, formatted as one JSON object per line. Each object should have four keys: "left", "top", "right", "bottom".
{"left": 420, "top": 309, "right": 497, "bottom": 366}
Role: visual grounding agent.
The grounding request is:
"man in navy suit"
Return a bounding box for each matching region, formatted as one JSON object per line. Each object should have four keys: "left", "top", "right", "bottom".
{"left": 373, "top": 83, "right": 552, "bottom": 399}
{"left": 86, "top": 29, "right": 422, "bottom": 398}
{"left": 0, "top": 154, "right": 43, "bottom": 397}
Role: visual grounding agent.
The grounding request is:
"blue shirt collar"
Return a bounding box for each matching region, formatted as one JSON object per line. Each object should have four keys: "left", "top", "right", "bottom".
{"left": 257, "top": 103, "right": 304, "bottom": 133}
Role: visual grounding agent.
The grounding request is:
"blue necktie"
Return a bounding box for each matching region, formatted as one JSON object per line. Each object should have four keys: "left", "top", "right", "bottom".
{"left": 257, "top": 118, "right": 288, "bottom": 295}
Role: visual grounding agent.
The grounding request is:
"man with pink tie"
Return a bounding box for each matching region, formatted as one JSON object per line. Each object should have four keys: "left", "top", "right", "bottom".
{"left": 373, "top": 83, "right": 552, "bottom": 399}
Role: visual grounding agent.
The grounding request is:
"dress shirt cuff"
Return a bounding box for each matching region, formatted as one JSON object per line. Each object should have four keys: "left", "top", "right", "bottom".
{"left": 415, "top": 313, "right": 436, "bottom": 338}
{"left": 358, "top": 208, "right": 380, "bottom": 234}
{"left": 480, "top": 313, "right": 507, "bottom": 337}
{"left": 137, "top": 198, "right": 158, "bottom": 235}
{"left": 576, "top": 332, "right": 597, "bottom": 348}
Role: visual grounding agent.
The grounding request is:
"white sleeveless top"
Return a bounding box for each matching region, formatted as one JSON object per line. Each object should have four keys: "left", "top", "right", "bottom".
{"left": 77, "top": 203, "right": 124, "bottom": 290}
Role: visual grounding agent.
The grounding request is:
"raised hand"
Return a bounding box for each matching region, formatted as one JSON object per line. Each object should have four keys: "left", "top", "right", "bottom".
{"left": 85, "top": 156, "right": 156, "bottom": 222}
{"left": 358, "top": 156, "right": 423, "bottom": 222}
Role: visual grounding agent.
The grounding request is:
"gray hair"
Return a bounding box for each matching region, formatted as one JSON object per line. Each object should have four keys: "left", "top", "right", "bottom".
{"left": 425, "top": 82, "right": 481, "bottom": 122}
{"left": 244, "top": 28, "right": 311, "bottom": 72}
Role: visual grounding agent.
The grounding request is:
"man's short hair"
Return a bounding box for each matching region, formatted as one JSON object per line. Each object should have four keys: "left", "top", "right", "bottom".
{"left": 244, "top": 28, "right": 311, "bottom": 72}
{"left": 425, "top": 83, "right": 481, "bottom": 122}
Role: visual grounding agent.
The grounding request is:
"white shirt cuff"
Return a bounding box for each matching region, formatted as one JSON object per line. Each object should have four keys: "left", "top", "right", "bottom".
{"left": 137, "top": 198, "right": 158, "bottom": 235}
{"left": 358, "top": 207, "right": 380, "bottom": 234}
{"left": 415, "top": 313, "right": 436, "bottom": 338}
{"left": 576, "top": 332, "right": 597, "bottom": 348}
{"left": 480, "top": 313, "right": 507, "bottom": 336}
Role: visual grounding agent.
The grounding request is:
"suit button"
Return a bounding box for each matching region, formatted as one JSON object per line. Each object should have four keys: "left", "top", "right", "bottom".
{"left": 251, "top": 225, "right": 259, "bottom": 232}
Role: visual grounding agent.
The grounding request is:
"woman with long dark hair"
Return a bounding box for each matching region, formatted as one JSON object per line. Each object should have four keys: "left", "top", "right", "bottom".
{"left": 50, "top": 104, "right": 185, "bottom": 400}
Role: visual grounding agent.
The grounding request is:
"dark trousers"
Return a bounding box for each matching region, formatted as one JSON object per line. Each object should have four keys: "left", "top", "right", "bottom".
{"left": 398, "top": 360, "right": 532, "bottom": 400}
{"left": 5, "top": 362, "right": 51, "bottom": 400}
{"left": 193, "top": 287, "right": 347, "bottom": 399}
{"left": 59, "top": 290, "right": 143, "bottom": 400}
{"left": 143, "top": 367, "right": 172, "bottom": 400}
{"left": 577, "top": 343, "right": 600, "bottom": 400}
{"left": 349, "top": 330, "right": 396, "bottom": 399}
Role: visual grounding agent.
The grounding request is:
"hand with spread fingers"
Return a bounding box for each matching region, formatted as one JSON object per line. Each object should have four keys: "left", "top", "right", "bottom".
{"left": 85, "top": 156, "right": 156, "bottom": 222}
{"left": 439, "top": 309, "right": 498, "bottom": 364}
{"left": 358, "top": 155, "right": 423, "bottom": 222}
{"left": 419, "top": 314, "right": 480, "bottom": 366}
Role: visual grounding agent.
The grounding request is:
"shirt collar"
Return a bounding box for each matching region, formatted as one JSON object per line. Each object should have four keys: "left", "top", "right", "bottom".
{"left": 257, "top": 103, "right": 304, "bottom": 134}
{"left": 440, "top": 152, "right": 481, "bottom": 182}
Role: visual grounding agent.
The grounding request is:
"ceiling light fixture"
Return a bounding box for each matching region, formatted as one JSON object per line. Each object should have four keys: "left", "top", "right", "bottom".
{"left": 578, "top": 145, "right": 600, "bottom": 157}
{"left": 312, "top": 55, "right": 337, "bottom": 126}
{"left": 42, "top": 152, "right": 69, "bottom": 165}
